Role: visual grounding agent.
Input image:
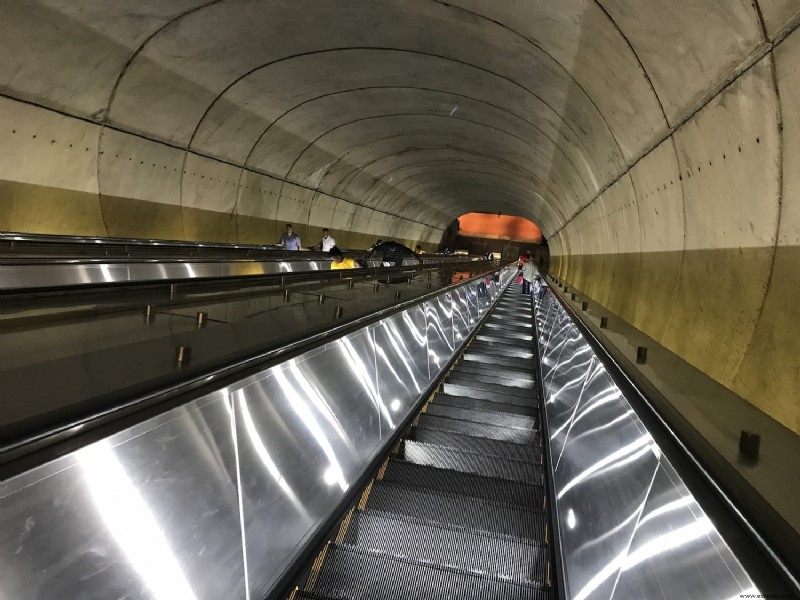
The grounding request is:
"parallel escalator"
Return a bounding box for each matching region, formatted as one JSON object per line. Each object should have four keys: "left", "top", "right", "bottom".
{"left": 292, "top": 284, "right": 554, "bottom": 600}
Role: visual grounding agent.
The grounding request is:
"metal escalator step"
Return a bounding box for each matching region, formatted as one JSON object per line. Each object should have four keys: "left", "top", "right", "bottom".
{"left": 382, "top": 459, "right": 542, "bottom": 507}
{"left": 451, "top": 362, "right": 536, "bottom": 381}
{"left": 461, "top": 353, "right": 534, "bottom": 371}
{"left": 433, "top": 394, "right": 537, "bottom": 417}
{"left": 476, "top": 331, "right": 534, "bottom": 342}
{"left": 467, "top": 345, "right": 535, "bottom": 360}
{"left": 442, "top": 381, "right": 537, "bottom": 404}
{"left": 411, "top": 427, "right": 539, "bottom": 462}
{"left": 341, "top": 509, "right": 548, "bottom": 584}
{"left": 444, "top": 376, "right": 534, "bottom": 397}
{"left": 417, "top": 413, "right": 535, "bottom": 444}
{"left": 446, "top": 370, "right": 535, "bottom": 389}
{"left": 484, "top": 321, "right": 533, "bottom": 331}
{"left": 366, "top": 481, "right": 546, "bottom": 541}
{"left": 425, "top": 403, "right": 536, "bottom": 430}
{"left": 310, "top": 544, "right": 551, "bottom": 600}
{"left": 435, "top": 391, "right": 533, "bottom": 409}
{"left": 295, "top": 592, "right": 343, "bottom": 600}
{"left": 404, "top": 440, "right": 542, "bottom": 484}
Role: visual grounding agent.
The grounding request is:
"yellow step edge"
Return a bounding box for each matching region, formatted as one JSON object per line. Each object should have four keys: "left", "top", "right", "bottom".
{"left": 305, "top": 541, "right": 330, "bottom": 592}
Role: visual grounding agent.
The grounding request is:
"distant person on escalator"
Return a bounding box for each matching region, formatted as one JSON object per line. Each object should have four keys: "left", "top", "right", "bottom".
{"left": 277, "top": 223, "right": 302, "bottom": 251}
{"left": 314, "top": 228, "right": 336, "bottom": 252}
{"left": 521, "top": 251, "right": 535, "bottom": 295}
{"left": 534, "top": 274, "right": 549, "bottom": 300}
{"left": 367, "top": 240, "right": 421, "bottom": 268}
{"left": 329, "top": 246, "right": 359, "bottom": 270}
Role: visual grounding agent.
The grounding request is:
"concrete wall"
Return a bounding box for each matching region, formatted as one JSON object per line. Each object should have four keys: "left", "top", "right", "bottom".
{"left": 550, "top": 7, "right": 800, "bottom": 434}
{"left": 1, "top": 1, "right": 799, "bottom": 431}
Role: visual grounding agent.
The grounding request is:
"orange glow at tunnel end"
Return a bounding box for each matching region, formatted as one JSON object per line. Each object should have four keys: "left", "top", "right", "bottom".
{"left": 458, "top": 212, "right": 542, "bottom": 242}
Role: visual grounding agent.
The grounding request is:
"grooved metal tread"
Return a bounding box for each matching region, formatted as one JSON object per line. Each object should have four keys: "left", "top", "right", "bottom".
{"left": 341, "top": 509, "right": 548, "bottom": 584}
{"left": 417, "top": 413, "right": 536, "bottom": 444}
{"left": 461, "top": 353, "right": 535, "bottom": 371}
{"left": 424, "top": 402, "right": 537, "bottom": 429}
{"left": 367, "top": 480, "right": 546, "bottom": 540}
{"left": 309, "top": 544, "right": 550, "bottom": 600}
{"left": 411, "top": 426, "right": 540, "bottom": 462}
{"left": 442, "top": 381, "right": 537, "bottom": 403}
{"left": 433, "top": 393, "right": 537, "bottom": 416}
{"left": 469, "top": 339, "right": 533, "bottom": 358}
{"left": 450, "top": 362, "right": 536, "bottom": 381}
{"left": 382, "top": 459, "right": 542, "bottom": 507}
{"left": 446, "top": 370, "right": 536, "bottom": 389}
{"left": 404, "top": 439, "right": 543, "bottom": 485}
{"left": 476, "top": 332, "right": 535, "bottom": 343}
{"left": 434, "top": 390, "right": 535, "bottom": 409}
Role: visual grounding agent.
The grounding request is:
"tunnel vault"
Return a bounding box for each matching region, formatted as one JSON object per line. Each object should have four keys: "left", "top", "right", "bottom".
{"left": 1, "top": 0, "right": 799, "bottom": 431}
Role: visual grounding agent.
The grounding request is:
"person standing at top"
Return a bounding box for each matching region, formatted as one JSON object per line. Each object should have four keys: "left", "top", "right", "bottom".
{"left": 415, "top": 244, "right": 424, "bottom": 255}
{"left": 278, "top": 223, "right": 301, "bottom": 250}
{"left": 315, "top": 228, "right": 336, "bottom": 252}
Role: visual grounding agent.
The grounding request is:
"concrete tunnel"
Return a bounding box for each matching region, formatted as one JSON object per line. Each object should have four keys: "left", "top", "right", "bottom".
{"left": 2, "top": 1, "right": 799, "bottom": 456}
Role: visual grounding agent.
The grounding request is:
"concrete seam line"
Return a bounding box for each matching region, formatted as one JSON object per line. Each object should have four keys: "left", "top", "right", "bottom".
{"left": 728, "top": 0, "right": 786, "bottom": 383}
{"left": 549, "top": 16, "right": 800, "bottom": 238}
{"left": 429, "top": 0, "right": 627, "bottom": 162}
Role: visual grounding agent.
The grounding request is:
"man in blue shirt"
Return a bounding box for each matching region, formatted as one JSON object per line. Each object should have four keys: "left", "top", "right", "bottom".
{"left": 278, "top": 223, "right": 302, "bottom": 250}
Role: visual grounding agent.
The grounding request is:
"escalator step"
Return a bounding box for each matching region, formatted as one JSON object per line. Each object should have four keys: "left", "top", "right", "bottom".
{"left": 309, "top": 544, "right": 551, "bottom": 600}
{"left": 433, "top": 394, "right": 537, "bottom": 417}
{"left": 435, "top": 391, "right": 534, "bottom": 409}
{"left": 411, "top": 426, "right": 540, "bottom": 462}
{"left": 424, "top": 403, "right": 537, "bottom": 430}
{"left": 461, "top": 353, "right": 534, "bottom": 371}
{"left": 446, "top": 370, "right": 536, "bottom": 389}
{"left": 382, "top": 459, "right": 542, "bottom": 507}
{"left": 483, "top": 322, "right": 533, "bottom": 332}
{"left": 341, "top": 509, "right": 548, "bottom": 584}
{"left": 476, "top": 331, "right": 534, "bottom": 342}
{"left": 404, "top": 440, "right": 542, "bottom": 484}
{"left": 417, "top": 413, "right": 535, "bottom": 444}
{"left": 451, "top": 362, "right": 536, "bottom": 381}
{"left": 366, "top": 481, "right": 546, "bottom": 540}
{"left": 467, "top": 344, "right": 535, "bottom": 360}
{"left": 442, "top": 381, "right": 537, "bottom": 403}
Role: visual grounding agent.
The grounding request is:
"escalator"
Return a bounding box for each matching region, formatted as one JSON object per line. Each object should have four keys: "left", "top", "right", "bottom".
{"left": 291, "top": 284, "right": 554, "bottom": 600}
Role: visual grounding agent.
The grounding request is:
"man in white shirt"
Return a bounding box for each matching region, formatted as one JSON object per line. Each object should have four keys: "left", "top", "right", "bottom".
{"left": 316, "top": 228, "right": 336, "bottom": 252}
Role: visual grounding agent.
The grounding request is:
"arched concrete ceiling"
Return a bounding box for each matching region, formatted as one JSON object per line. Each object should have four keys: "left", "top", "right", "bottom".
{"left": 1, "top": 0, "right": 800, "bottom": 432}
{"left": 0, "top": 0, "right": 687, "bottom": 237}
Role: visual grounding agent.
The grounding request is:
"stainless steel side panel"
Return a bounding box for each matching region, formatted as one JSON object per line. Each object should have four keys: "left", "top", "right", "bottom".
{"left": 0, "top": 259, "right": 328, "bottom": 290}
{"left": 0, "top": 273, "right": 510, "bottom": 600}
{"left": 535, "top": 289, "right": 757, "bottom": 600}
{"left": 1, "top": 392, "right": 246, "bottom": 600}
{"left": 0, "top": 256, "right": 480, "bottom": 291}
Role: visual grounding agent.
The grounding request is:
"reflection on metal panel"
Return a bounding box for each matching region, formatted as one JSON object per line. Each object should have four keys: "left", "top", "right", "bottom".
{"left": 1, "top": 393, "right": 245, "bottom": 600}
{"left": 0, "top": 272, "right": 512, "bottom": 600}
{"left": 0, "top": 258, "right": 331, "bottom": 290}
{"left": 424, "top": 294, "right": 453, "bottom": 379}
{"left": 535, "top": 290, "right": 757, "bottom": 600}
